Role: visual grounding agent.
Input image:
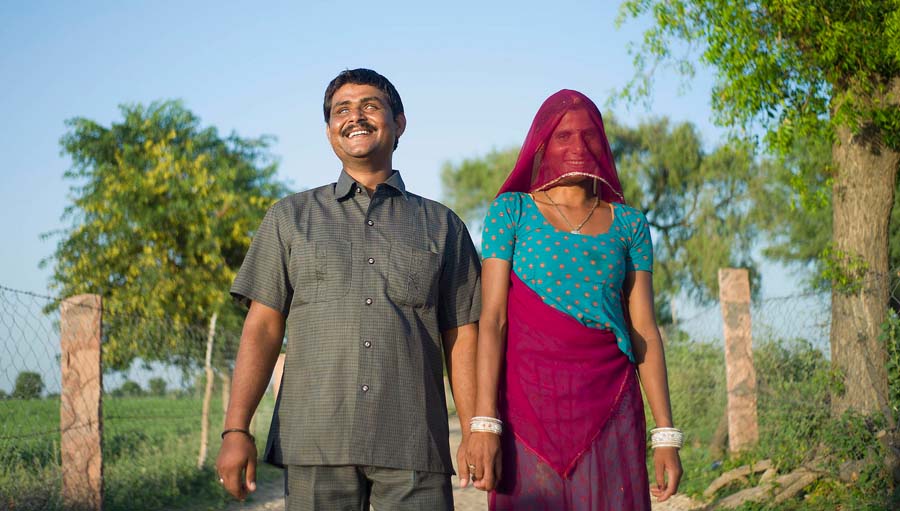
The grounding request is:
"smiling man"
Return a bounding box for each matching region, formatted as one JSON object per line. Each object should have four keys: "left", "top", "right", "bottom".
{"left": 216, "top": 69, "right": 482, "bottom": 511}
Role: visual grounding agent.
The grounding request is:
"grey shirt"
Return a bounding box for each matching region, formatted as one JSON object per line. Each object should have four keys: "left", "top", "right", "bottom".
{"left": 231, "top": 170, "right": 481, "bottom": 474}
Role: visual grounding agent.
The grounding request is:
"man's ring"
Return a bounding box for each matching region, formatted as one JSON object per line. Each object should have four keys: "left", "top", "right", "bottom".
{"left": 218, "top": 477, "right": 224, "bottom": 484}
{"left": 467, "top": 463, "right": 476, "bottom": 473}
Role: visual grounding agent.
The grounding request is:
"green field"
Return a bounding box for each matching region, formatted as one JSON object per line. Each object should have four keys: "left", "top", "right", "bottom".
{"left": 1, "top": 393, "right": 279, "bottom": 511}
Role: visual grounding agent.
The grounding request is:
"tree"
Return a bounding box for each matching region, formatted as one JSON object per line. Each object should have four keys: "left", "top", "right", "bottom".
{"left": 618, "top": 0, "right": 900, "bottom": 420}
{"left": 114, "top": 380, "right": 144, "bottom": 398}
{"left": 441, "top": 116, "right": 766, "bottom": 318}
{"left": 12, "top": 371, "right": 44, "bottom": 400}
{"left": 43, "top": 101, "right": 288, "bottom": 371}
{"left": 148, "top": 377, "right": 167, "bottom": 397}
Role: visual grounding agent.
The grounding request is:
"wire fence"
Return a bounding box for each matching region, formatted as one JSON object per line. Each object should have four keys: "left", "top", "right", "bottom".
{"left": 0, "top": 285, "right": 275, "bottom": 511}
{"left": 1, "top": 270, "right": 898, "bottom": 509}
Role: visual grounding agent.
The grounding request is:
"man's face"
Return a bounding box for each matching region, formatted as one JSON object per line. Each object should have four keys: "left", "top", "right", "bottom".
{"left": 326, "top": 83, "right": 406, "bottom": 165}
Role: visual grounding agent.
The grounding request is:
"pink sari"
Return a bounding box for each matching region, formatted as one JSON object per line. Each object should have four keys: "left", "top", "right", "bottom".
{"left": 489, "top": 272, "right": 650, "bottom": 510}
{"left": 488, "top": 90, "right": 650, "bottom": 510}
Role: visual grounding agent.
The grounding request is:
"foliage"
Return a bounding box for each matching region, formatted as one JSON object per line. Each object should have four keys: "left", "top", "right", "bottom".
{"left": 616, "top": 0, "right": 900, "bottom": 155}
{"left": 882, "top": 310, "right": 900, "bottom": 421}
{"left": 43, "top": 100, "right": 289, "bottom": 370}
{"left": 112, "top": 380, "right": 144, "bottom": 398}
{"left": 655, "top": 335, "right": 898, "bottom": 508}
{"left": 148, "top": 377, "right": 167, "bottom": 397}
{"left": 440, "top": 146, "right": 519, "bottom": 231}
{"left": 441, "top": 117, "right": 768, "bottom": 315}
{"left": 12, "top": 371, "right": 44, "bottom": 400}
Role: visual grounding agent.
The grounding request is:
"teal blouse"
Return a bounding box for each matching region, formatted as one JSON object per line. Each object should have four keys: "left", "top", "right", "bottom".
{"left": 482, "top": 192, "right": 653, "bottom": 362}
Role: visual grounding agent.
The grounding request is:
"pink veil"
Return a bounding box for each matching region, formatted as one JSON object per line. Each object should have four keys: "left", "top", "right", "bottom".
{"left": 497, "top": 89, "right": 624, "bottom": 203}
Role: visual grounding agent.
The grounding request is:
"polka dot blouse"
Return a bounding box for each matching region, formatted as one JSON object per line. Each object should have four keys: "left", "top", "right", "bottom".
{"left": 482, "top": 192, "right": 653, "bottom": 362}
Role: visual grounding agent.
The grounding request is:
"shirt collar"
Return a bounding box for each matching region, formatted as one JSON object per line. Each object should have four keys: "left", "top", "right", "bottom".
{"left": 334, "top": 170, "right": 408, "bottom": 200}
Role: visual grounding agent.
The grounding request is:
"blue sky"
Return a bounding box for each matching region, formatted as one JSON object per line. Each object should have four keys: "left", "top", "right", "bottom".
{"left": 0, "top": 1, "right": 826, "bottom": 393}
{"left": 0, "top": 0, "right": 734, "bottom": 294}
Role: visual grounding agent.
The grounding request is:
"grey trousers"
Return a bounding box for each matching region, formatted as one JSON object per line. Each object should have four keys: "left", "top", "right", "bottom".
{"left": 284, "top": 465, "right": 453, "bottom": 511}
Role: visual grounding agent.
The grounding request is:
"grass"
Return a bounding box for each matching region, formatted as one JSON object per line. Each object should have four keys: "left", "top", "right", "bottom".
{"left": 1, "top": 393, "right": 279, "bottom": 511}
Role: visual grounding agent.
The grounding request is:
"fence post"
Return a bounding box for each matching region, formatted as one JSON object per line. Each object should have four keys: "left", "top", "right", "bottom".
{"left": 60, "top": 294, "right": 103, "bottom": 511}
{"left": 718, "top": 268, "right": 759, "bottom": 452}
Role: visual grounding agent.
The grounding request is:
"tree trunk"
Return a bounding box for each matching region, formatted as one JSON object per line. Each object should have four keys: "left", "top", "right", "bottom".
{"left": 197, "top": 312, "right": 218, "bottom": 469}
{"left": 830, "top": 106, "right": 898, "bottom": 419}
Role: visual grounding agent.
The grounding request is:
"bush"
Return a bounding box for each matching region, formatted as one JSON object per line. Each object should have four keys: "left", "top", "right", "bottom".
{"left": 148, "top": 377, "right": 167, "bottom": 397}
{"left": 12, "top": 371, "right": 44, "bottom": 400}
{"left": 112, "top": 380, "right": 144, "bottom": 398}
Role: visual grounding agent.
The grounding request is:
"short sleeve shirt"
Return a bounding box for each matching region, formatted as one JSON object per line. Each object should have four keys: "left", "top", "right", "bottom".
{"left": 231, "top": 170, "right": 482, "bottom": 474}
{"left": 482, "top": 192, "right": 652, "bottom": 361}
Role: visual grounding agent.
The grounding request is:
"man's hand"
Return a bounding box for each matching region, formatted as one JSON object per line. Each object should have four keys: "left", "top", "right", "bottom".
{"left": 465, "top": 431, "right": 502, "bottom": 491}
{"left": 649, "top": 446, "right": 682, "bottom": 502}
{"left": 215, "top": 433, "right": 258, "bottom": 500}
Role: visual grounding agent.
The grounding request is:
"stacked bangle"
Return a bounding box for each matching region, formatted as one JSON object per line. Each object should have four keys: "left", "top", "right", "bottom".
{"left": 650, "top": 427, "right": 684, "bottom": 449}
{"left": 469, "top": 416, "right": 503, "bottom": 435}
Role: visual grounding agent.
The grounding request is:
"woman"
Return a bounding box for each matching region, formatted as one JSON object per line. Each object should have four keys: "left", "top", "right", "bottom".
{"left": 464, "top": 90, "right": 683, "bottom": 510}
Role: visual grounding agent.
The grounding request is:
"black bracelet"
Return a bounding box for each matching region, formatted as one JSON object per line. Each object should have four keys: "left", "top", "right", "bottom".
{"left": 221, "top": 428, "right": 255, "bottom": 442}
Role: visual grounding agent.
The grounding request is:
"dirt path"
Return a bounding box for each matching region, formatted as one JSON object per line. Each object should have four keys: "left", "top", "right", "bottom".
{"left": 222, "top": 421, "right": 702, "bottom": 511}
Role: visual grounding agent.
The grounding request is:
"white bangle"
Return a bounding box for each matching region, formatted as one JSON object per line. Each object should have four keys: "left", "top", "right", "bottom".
{"left": 650, "top": 427, "right": 684, "bottom": 449}
{"left": 469, "top": 416, "right": 503, "bottom": 435}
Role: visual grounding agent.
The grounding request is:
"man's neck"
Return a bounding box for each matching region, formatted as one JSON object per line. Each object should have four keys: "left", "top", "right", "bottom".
{"left": 342, "top": 164, "right": 394, "bottom": 194}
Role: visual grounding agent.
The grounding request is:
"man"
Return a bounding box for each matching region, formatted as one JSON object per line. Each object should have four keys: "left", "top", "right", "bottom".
{"left": 216, "top": 68, "right": 481, "bottom": 510}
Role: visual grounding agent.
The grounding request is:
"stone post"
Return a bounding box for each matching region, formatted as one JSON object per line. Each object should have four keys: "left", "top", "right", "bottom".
{"left": 718, "top": 269, "right": 759, "bottom": 452}
{"left": 60, "top": 294, "right": 103, "bottom": 510}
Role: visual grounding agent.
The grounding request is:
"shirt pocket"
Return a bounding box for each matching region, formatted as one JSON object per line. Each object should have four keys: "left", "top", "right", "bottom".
{"left": 388, "top": 245, "right": 441, "bottom": 308}
{"left": 290, "top": 241, "right": 352, "bottom": 304}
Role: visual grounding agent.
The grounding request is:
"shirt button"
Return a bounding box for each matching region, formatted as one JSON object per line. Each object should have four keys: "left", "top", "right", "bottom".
{"left": 365, "top": 298, "right": 373, "bottom": 305}
{"left": 367, "top": 257, "right": 375, "bottom": 264}
{"left": 363, "top": 340, "right": 372, "bottom": 348}
{"left": 361, "top": 385, "right": 369, "bottom": 392}
{"left": 367, "top": 219, "right": 374, "bottom": 226}
{"left": 356, "top": 187, "right": 362, "bottom": 194}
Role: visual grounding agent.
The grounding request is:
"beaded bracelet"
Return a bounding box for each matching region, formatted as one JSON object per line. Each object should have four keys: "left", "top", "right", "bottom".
{"left": 469, "top": 416, "right": 503, "bottom": 435}
{"left": 650, "top": 427, "right": 684, "bottom": 449}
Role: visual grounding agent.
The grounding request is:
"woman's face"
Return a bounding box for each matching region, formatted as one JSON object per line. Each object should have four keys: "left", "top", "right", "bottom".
{"left": 542, "top": 109, "right": 604, "bottom": 182}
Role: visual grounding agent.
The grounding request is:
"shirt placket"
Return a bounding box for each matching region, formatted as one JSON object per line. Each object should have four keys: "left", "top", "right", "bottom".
{"left": 352, "top": 185, "right": 390, "bottom": 455}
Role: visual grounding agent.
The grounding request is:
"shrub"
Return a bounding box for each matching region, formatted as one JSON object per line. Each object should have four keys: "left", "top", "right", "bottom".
{"left": 12, "top": 371, "right": 44, "bottom": 400}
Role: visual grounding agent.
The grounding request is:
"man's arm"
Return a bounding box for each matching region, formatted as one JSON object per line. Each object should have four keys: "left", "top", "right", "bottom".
{"left": 441, "top": 322, "right": 478, "bottom": 486}
{"left": 216, "top": 300, "right": 285, "bottom": 501}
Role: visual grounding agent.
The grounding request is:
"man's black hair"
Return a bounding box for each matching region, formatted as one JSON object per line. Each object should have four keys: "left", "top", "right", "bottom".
{"left": 323, "top": 68, "right": 404, "bottom": 124}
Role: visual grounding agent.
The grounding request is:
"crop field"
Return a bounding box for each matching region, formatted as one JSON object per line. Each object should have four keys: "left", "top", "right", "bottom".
{"left": 1, "top": 395, "right": 277, "bottom": 511}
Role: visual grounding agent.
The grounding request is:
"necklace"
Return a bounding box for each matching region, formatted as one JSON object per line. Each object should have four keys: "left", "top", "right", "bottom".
{"left": 543, "top": 190, "right": 600, "bottom": 234}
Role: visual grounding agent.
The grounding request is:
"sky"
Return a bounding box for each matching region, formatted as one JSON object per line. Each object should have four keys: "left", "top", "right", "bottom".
{"left": 0, "top": 2, "right": 816, "bottom": 390}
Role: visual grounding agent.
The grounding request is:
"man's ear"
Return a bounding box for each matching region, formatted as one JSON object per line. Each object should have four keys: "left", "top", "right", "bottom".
{"left": 394, "top": 113, "right": 407, "bottom": 139}
{"left": 325, "top": 123, "right": 333, "bottom": 143}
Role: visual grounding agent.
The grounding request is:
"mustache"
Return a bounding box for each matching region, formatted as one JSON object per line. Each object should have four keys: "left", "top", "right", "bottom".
{"left": 342, "top": 121, "right": 376, "bottom": 137}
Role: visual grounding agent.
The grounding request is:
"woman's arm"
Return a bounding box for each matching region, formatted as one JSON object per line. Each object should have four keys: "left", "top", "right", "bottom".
{"left": 464, "top": 257, "right": 511, "bottom": 491}
{"left": 624, "top": 270, "right": 683, "bottom": 501}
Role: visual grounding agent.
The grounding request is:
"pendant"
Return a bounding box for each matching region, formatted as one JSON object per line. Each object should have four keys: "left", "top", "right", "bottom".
{"left": 571, "top": 229, "right": 581, "bottom": 234}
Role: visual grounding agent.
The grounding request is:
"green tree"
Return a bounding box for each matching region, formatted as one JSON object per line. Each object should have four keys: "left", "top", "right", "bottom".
{"left": 43, "top": 101, "right": 289, "bottom": 371}
{"left": 115, "top": 380, "right": 144, "bottom": 398}
{"left": 148, "top": 377, "right": 167, "bottom": 397}
{"left": 440, "top": 117, "right": 765, "bottom": 318}
{"left": 618, "top": 0, "right": 900, "bottom": 419}
{"left": 12, "top": 371, "right": 44, "bottom": 400}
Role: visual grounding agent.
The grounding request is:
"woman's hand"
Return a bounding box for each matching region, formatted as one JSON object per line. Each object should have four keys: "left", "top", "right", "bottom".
{"left": 464, "top": 431, "right": 503, "bottom": 491}
{"left": 649, "top": 446, "right": 682, "bottom": 501}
